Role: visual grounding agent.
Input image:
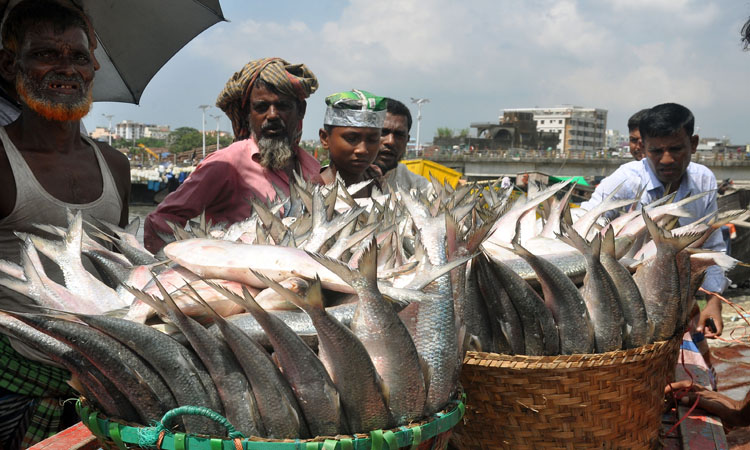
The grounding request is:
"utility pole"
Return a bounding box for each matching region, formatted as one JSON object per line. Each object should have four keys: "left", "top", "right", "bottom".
{"left": 198, "top": 105, "right": 211, "bottom": 159}
{"left": 210, "top": 114, "right": 222, "bottom": 152}
{"left": 410, "top": 97, "right": 430, "bottom": 156}
{"left": 102, "top": 114, "right": 114, "bottom": 145}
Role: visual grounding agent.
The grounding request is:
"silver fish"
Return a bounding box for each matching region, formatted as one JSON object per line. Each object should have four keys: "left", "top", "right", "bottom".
{"left": 559, "top": 223, "right": 623, "bottom": 352}
{"left": 633, "top": 212, "right": 702, "bottom": 341}
{"left": 599, "top": 227, "right": 651, "bottom": 348}
{"left": 307, "top": 240, "right": 427, "bottom": 425}
{"left": 214, "top": 283, "right": 346, "bottom": 436}
{"left": 254, "top": 271, "right": 390, "bottom": 433}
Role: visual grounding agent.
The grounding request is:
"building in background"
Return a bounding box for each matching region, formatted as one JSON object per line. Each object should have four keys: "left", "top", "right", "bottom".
{"left": 144, "top": 125, "right": 171, "bottom": 140}
{"left": 605, "top": 129, "right": 627, "bottom": 149}
{"left": 89, "top": 126, "right": 115, "bottom": 141}
{"left": 504, "top": 106, "right": 607, "bottom": 154}
{"left": 115, "top": 120, "right": 170, "bottom": 141}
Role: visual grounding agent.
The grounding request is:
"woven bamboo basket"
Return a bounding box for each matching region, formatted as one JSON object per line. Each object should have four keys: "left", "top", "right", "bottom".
{"left": 76, "top": 393, "right": 464, "bottom": 450}
{"left": 451, "top": 336, "right": 681, "bottom": 449}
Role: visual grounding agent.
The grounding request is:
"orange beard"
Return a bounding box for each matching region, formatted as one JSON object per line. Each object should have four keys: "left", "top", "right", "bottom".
{"left": 16, "top": 73, "right": 92, "bottom": 122}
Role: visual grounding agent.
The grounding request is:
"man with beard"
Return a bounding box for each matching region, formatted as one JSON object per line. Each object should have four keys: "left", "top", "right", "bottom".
{"left": 0, "top": 1, "right": 130, "bottom": 447}
{"left": 370, "top": 98, "right": 432, "bottom": 194}
{"left": 144, "top": 58, "right": 321, "bottom": 253}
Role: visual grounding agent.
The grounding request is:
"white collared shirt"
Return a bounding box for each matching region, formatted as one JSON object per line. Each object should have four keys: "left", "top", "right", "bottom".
{"left": 580, "top": 159, "right": 728, "bottom": 293}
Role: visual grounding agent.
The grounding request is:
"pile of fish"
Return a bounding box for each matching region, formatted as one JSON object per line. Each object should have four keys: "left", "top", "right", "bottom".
{"left": 0, "top": 174, "right": 743, "bottom": 439}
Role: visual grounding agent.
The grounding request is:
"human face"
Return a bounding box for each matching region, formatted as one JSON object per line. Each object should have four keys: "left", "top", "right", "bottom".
{"left": 249, "top": 84, "right": 303, "bottom": 143}
{"left": 14, "top": 24, "right": 94, "bottom": 121}
{"left": 644, "top": 128, "right": 698, "bottom": 189}
{"left": 628, "top": 129, "right": 643, "bottom": 160}
{"left": 375, "top": 113, "right": 409, "bottom": 172}
{"left": 320, "top": 126, "right": 381, "bottom": 182}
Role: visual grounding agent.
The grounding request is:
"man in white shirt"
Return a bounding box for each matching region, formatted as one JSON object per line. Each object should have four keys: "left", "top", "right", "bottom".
{"left": 581, "top": 103, "right": 726, "bottom": 338}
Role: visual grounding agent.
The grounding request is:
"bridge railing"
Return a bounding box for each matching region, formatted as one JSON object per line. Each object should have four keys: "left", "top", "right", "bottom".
{"left": 411, "top": 149, "right": 750, "bottom": 166}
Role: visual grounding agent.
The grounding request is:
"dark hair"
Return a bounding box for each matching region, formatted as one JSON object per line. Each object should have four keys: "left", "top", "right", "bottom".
{"left": 2, "top": 0, "right": 93, "bottom": 53}
{"left": 742, "top": 16, "right": 750, "bottom": 50}
{"left": 385, "top": 97, "right": 412, "bottom": 131}
{"left": 627, "top": 108, "right": 650, "bottom": 132}
{"left": 639, "top": 103, "right": 695, "bottom": 139}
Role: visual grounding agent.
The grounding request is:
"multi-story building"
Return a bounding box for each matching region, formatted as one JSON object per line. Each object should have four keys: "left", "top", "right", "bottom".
{"left": 503, "top": 106, "right": 607, "bottom": 154}
{"left": 115, "top": 120, "right": 145, "bottom": 141}
{"left": 144, "top": 125, "right": 171, "bottom": 140}
{"left": 605, "top": 129, "right": 627, "bottom": 149}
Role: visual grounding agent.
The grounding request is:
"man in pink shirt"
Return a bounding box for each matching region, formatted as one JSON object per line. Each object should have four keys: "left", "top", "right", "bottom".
{"left": 144, "top": 58, "right": 322, "bottom": 252}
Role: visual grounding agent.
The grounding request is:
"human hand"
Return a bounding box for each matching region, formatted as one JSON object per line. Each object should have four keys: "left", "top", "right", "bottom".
{"left": 665, "top": 380, "right": 746, "bottom": 428}
{"left": 696, "top": 294, "right": 723, "bottom": 338}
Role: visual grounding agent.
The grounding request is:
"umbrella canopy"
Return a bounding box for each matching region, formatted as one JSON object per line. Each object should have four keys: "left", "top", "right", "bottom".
{"left": 3, "top": 0, "right": 226, "bottom": 104}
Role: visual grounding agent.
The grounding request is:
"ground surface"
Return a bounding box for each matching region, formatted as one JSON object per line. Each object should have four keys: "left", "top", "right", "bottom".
{"left": 709, "top": 288, "right": 750, "bottom": 449}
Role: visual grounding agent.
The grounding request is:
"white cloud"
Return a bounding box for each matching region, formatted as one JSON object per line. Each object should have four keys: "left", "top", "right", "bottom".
{"left": 604, "top": 0, "right": 719, "bottom": 27}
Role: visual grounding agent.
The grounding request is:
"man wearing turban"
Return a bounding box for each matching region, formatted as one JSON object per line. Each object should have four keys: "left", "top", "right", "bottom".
{"left": 144, "top": 58, "right": 322, "bottom": 252}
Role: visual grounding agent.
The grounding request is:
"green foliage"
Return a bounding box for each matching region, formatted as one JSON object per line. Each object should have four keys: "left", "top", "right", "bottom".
{"left": 437, "top": 127, "right": 454, "bottom": 138}
{"left": 458, "top": 128, "right": 469, "bottom": 138}
{"left": 168, "top": 127, "right": 203, "bottom": 153}
{"left": 136, "top": 137, "right": 166, "bottom": 148}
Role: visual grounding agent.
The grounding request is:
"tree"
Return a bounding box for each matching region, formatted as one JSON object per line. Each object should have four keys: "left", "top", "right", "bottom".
{"left": 437, "top": 127, "right": 454, "bottom": 138}
{"left": 458, "top": 128, "right": 470, "bottom": 138}
{"left": 136, "top": 137, "right": 166, "bottom": 148}
{"left": 168, "top": 127, "right": 203, "bottom": 153}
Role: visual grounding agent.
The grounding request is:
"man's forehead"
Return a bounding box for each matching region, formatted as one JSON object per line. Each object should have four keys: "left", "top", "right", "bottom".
{"left": 384, "top": 113, "right": 408, "bottom": 129}
{"left": 250, "top": 84, "right": 295, "bottom": 102}
{"left": 22, "top": 23, "right": 89, "bottom": 48}
{"left": 644, "top": 130, "right": 689, "bottom": 147}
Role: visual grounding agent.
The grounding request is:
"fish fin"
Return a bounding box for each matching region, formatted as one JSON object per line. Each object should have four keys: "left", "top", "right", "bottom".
{"left": 305, "top": 276, "right": 325, "bottom": 310}
{"left": 601, "top": 226, "right": 616, "bottom": 258}
{"left": 305, "top": 250, "right": 358, "bottom": 286}
{"left": 121, "top": 284, "right": 167, "bottom": 317}
{"left": 403, "top": 255, "right": 473, "bottom": 290}
{"left": 642, "top": 211, "right": 702, "bottom": 251}
{"left": 358, "top": 238, "right": 378, "bottom": 285}
{"left": 249, "top": 269, "right": 309, "bottom": 311}
{"left": 379, "top": 378, "right": 391, "bottom": 409}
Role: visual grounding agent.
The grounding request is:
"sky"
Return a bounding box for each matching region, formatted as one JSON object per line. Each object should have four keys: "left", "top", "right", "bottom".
{"left": 83, "top": 0, "right": 750, "bottom": 145}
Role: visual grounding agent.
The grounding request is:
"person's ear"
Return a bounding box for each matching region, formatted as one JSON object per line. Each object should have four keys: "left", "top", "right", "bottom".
{"left": 319, "top": 128, "right": 329, "bottom": 149}
{"left": 0, "top": 49, "right": 16, "bottom": 85}
{"left": 690, "top": 134, "right": 699, "bottom": 154}
{"left": 298, "top": 100, "right": 307, "bottom": 120}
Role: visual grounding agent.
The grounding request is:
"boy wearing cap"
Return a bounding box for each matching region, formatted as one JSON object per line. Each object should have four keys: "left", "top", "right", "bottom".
{"left": 319, "top": 89, "right": 385, "bottom": 197}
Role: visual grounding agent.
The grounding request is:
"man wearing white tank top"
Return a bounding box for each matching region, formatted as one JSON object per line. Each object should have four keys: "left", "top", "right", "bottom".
{"left": 0, "top": 1, "right": 130, "bottom": 447}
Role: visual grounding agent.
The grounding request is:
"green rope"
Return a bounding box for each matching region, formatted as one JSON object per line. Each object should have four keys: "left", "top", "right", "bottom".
{"left": 137, "top": 406, "right": 245, "bottom": 446}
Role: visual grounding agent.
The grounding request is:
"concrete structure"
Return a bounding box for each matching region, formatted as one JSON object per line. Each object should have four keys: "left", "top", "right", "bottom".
{"left": 115, "top": 120, "right": 145, "bottom": 141}
{"left": 470, "top": 111, "right": 559, "bottom": 152}
{"left": 89, "top": 126, "right": 114, "bottom": 142}
{"left": 504, "top": 106, "right": 607, "bottom": 154}
{"left": 115, "top": 121, "right": 170, "bottom": 141}
{"left": 430, "top": 154, "right": 750, "bottom": 183}
{"left": 144, "top": 125, "right": 170, "bottom": 140}
{"left": 605, "top": 129, "right": 627, "bottom": 149}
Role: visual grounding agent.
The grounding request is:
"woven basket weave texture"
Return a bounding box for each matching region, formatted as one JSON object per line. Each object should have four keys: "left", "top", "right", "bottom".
{"left": 451, "top": 337, "right": 681, "bottom": 449}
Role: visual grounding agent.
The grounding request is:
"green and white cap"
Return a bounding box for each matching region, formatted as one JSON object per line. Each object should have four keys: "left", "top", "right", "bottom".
{"left": 323, "top": 89, "right": 387, "bottom": 128}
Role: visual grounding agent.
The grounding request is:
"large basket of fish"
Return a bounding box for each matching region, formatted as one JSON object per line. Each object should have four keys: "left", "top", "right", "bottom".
{"left": 452, "top": 337, "right": 681, "bottom": 449}
{"left": 75, "top": 394, "right": 465, "bottom": 450}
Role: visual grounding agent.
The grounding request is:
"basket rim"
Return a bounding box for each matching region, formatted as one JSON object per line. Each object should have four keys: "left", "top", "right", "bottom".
{"left": 76, "top": 392, "right": 465, "bottom": 450}
{"left": 463, "top": 335, "right": 682, "bottom": 370}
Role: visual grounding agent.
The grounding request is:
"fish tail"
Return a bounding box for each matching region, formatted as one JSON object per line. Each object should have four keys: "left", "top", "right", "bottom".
{"left": 305, "top": 276, "right": 325, "bottom": 310}
{"left": 601, "top": 226, "right": 616, "bottom": 258}
{"left": 306, "top": 250, "right": 357, "bottom": 286}
{"left": 643, "top": 211, "right": 701, "bottom": 251}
